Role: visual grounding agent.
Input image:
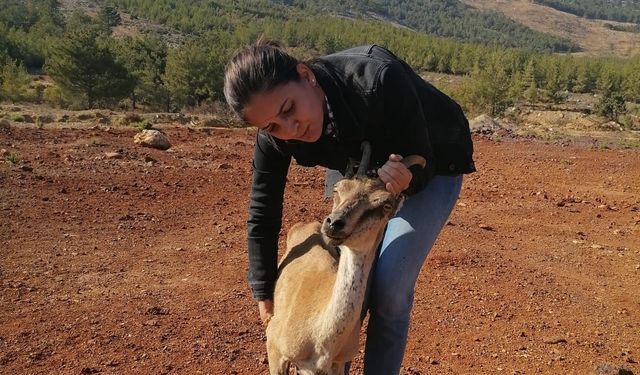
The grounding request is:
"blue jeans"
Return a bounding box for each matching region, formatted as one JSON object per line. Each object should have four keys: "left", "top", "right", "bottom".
{"left": 326, "top": 171, "right": 463, "bottom": 374}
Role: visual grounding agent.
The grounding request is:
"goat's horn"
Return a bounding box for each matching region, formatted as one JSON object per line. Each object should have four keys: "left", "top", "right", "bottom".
{"left": 344, "top": 158, "right": 356, "bottom": 179}
{"left": 401, "top": 154, "right": 427, "bottom": 169}
{"left": 356, "top": 141, "right": 372, "bottom": 176}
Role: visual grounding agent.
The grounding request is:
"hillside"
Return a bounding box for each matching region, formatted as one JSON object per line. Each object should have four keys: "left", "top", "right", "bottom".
{"left": 106, "top": 0, "right": 578, "bottom": 52}
{"left": 277, "top": 0, "right": 580, "bottom": 52}
{"left": 55, "top": 0, "right": 640, "bottom": 57}
{"left": 532, "top": 0, "right": 640, "bottom": 23}
{"left": 462, "top": 0, "right": 640, "bottom": 57}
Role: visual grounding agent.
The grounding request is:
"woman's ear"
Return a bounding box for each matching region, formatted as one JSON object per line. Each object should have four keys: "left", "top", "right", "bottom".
{"left": 296, "top": 63, "right": 316, "bottom": 86}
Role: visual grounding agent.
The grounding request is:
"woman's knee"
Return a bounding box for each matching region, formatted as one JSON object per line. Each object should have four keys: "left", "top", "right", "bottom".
{"left": 369, "top": 280, "right": 415, "bottom": 320}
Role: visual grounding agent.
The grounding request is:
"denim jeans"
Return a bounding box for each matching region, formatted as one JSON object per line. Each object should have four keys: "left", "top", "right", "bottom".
{"left": 326, "top": 171, "right": 463, "bottom": 374}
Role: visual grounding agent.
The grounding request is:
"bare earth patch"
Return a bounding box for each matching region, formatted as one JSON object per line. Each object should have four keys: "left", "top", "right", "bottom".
{"left": 1, "top": 125, "right": 639, "bottom": 374}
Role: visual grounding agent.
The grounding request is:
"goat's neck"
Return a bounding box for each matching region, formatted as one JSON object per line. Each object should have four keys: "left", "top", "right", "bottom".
{"left": 317, "top": 242, "right": 377, "bottom": 342}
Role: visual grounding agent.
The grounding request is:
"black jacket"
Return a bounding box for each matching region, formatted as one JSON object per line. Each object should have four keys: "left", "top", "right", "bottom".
{"left": 246, "top": 45, "right": 475, "bottom": 300}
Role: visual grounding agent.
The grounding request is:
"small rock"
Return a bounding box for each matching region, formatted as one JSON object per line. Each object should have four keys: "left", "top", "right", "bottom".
{"left": 218, "top": 163, "right": 233, "bottom": 169}
{"left": 479, "top": 224, "right": 494, "bottom": 231}
{"left": 20, "top": 165, "right": 33, "bottom": 172}
{"left": 469, "top": 114, "right": 502, "bottom": 135}
{"left": 543, "top": 336, "right": 567, "bottom": 344}
{"left": 133, "top": 130, "right": 171, "bottom": 150}
{"left": 600, "top": 121, "right": 623, "bottom": 131}
{"left": 105, "top": 152, "right": 123, "bottom": 159}
{"left": 0, "top": 119, "right": 10, "bottom": 129}
{"left": 80, "top": 368, "right": 100, "bottom": 374}
{"left": 143, "top": 319, "right": 159, "bottom": 327}
{"left": 147, "top": 306, "right": 169, "bottom": 315}
{"left": 593, "top": 363, "right": 635, "bottom": 375}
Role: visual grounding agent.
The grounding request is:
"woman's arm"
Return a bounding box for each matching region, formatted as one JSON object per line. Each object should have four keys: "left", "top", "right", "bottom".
{"left": 247, "top": 132, "right": 291, "bottom": 301}
{"left": 378, "top": 59, "right": 434, "bottom": 194}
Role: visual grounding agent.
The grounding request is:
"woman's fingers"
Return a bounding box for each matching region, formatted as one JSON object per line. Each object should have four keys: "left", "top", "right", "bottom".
{"left": 258, "top": 300, "right": 274, "bottom": 325}
{"left": 377, "top": 159, "right": 411, "bottom": 194}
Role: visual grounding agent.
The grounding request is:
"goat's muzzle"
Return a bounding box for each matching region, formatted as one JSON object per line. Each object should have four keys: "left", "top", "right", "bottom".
{"left": 321, "top": 213, "right": 348, "bottom": 246}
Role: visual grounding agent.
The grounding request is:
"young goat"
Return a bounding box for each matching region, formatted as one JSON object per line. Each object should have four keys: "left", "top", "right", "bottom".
{"left": 266, "top": 143, "right": 426, "bottom": 374}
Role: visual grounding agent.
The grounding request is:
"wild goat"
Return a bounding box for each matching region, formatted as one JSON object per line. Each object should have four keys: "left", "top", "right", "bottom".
{"left": 266, "top": 142, "right": 426, "bottom": 374}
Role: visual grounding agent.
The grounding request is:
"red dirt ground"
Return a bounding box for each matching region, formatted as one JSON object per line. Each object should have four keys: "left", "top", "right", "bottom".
{"left": 1, "top": 125, "right": 639, "bottom": 374}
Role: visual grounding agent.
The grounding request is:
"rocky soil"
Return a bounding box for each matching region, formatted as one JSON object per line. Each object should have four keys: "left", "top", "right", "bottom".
{"left": 1, "top": 124, "right": 639, "bottom": 374}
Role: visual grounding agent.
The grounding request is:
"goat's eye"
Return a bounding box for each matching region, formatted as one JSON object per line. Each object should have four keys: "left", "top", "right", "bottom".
{"left": 383, "top": 203, "right": 393, "bottom": 211}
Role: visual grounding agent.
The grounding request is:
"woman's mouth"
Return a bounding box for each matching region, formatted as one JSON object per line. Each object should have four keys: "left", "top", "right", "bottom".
{"left": 298, "top": 124, "right": 309, "bottom": 140}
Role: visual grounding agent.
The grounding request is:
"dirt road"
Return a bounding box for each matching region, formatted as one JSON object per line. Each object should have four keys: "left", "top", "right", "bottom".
{"left": 1, "top": 125, "right": 639, "bottom": 374}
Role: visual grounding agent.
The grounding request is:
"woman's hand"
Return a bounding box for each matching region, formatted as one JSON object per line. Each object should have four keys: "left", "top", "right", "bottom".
{"left": 258, "top": 299, "right": 274, "bottom": 326}
{"left": 377, "top": 154, "right": 412, "bottom": 195}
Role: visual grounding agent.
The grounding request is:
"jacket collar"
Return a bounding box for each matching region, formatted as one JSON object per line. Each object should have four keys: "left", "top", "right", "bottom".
{"left": 310, "top": 61, "right": 364, "bottom": 142}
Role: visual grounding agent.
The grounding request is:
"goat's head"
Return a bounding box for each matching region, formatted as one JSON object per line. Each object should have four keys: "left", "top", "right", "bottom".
{"left": 321, "top": 141, "right": 424, "bottom": 251}
{"left": 321, "top": 175, "right": 403, "bottom": 250}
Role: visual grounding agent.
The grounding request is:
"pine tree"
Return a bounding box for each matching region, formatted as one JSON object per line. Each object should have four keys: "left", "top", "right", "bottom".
{"left": 622, "top": 58, "right": 640, "bottom": 103}
{"left": 114, "top": 35, "right": 168, "bottom": 110}
{"left": 464, "top": 56, "right": 512, "bottom": 116}
{"left": 542, "top": 62, "right": 566, "bottom": 104}
{"left": 46, "top": 15, "right": 134, "bottom": 108}
{"left": 164, "top": 38, "right": 227, "bottom": 105}
{"left": 574, "top": 61, "right": 597, "bottom": 93}
{"left": 522, "top": 59, "right": 538, "bottom": 102}
{"left": 596, "top": 65, "right": 622, "bottom": 93}
{"left": 595, "top": 88, "right": 626, "bottom": 121}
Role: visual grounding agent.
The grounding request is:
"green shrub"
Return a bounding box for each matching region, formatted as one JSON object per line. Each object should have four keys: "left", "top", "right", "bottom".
{"left": 4, "top": 152, "right": 20, "bottom": 164}
{"left": 10, "top": 113, "right": 24, "bottom": 122}
{"left": 133, "top": 119, "right": 153, "bottom": 131}
{"left": 43, "top": 85, "right": 68, "bottom": 107}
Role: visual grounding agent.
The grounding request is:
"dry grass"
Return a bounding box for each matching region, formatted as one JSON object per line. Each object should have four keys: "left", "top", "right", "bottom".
{"left": 462, "top": 0, "right": 640, "bottom": 57}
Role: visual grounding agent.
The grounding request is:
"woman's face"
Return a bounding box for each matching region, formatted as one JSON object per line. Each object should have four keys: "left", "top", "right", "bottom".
{"left": 243, "top": 64, "right": 325, "bottom": 142}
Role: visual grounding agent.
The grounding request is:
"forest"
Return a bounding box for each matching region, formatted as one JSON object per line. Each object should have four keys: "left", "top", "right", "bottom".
{"left": 532, "top": 0, "right": 640, "bottom": 24}
{"left": 244, "top": 0, "right": 580, "bottom": 52}
{"left": 0, "top": 0, "right": 638, "bottom": 123}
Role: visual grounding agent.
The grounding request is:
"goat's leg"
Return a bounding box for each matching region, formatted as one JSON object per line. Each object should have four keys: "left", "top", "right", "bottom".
{"left": 266, "top": 340, "right": 288, "bottom": 375}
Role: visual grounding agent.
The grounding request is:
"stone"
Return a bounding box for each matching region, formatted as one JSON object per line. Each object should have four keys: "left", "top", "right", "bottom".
{"left": 469, "top": 114, "right": 502, "bottom": 135}
{"left": 105, "top": 152, "right": 123, "bottom": 159}
{"left": 543, "top": 336, "right": 567, "bottom": 344}
{"left": 133, "top": 130, "right": 171, "bottom": 150}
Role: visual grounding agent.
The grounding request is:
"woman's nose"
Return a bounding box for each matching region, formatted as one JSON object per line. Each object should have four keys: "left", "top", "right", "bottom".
{"left": 284, "top": 118, "right": 298, "bottom": 135}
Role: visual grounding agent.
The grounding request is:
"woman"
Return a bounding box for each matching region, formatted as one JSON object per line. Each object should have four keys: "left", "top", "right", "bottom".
{"left": 224, "top": 39, "right": 475, "bottom": 374}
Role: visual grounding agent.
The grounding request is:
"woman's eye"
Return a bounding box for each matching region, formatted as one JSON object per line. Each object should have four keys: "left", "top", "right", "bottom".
{"left": 284, "top": 102, "right": 295, "bottom": 114}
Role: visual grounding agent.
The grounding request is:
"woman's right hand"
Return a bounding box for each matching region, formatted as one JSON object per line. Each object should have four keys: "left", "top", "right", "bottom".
{"left": 258, "top": 299, "right": 274, "bottom": 325}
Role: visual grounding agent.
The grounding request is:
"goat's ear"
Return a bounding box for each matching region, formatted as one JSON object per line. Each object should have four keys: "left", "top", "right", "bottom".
{"left": 401, "top": 155, "right": 426, "bottom": 169}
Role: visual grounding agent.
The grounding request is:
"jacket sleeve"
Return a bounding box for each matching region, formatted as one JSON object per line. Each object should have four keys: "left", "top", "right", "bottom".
{"left": 247, "top": 131, "right": 291, "bottom": 300}
{"left": 379, "top": 60, "right": 435, "bottom": 195}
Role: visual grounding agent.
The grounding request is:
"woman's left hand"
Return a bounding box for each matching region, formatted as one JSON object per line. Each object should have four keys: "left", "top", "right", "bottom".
{"left": 377, "top": 154, "right": 412, "bottom": 195}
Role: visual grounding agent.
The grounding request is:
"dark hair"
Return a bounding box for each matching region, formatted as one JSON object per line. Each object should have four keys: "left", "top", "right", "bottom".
{"left": 224, "top": 38, "right": 301, "bottom": 119}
